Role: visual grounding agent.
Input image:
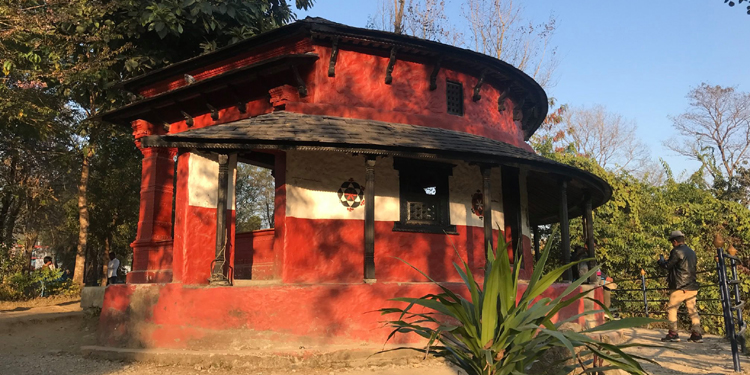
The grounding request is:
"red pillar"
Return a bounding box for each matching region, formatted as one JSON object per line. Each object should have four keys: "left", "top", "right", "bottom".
{"left": 273, "top": 152, "right": 287, "bottom": 281}
{"left": 128, "top": 146, "right": 177, "bottom": 284}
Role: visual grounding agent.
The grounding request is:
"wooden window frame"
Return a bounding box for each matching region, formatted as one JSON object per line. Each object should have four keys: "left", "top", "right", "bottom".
{"left": 446, "top": 80, "right": 464, "bottom": 116}
{"left": 392, "top": 158, "right": 457, "bottom": 235}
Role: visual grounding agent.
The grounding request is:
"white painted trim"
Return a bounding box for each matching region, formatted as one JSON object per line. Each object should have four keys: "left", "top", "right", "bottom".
{"left": 188, "top": 152, "right": 237, "bottom": 209}
{"left": 285, "top": 151, "right": 508, "bottom": 228}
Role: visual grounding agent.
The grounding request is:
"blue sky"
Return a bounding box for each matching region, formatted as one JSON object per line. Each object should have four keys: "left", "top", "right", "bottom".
{"left": 298, "top": 1, "right": 750, "bottom": 176}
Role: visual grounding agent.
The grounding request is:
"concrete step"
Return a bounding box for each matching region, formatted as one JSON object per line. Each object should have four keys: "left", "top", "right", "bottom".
{"left": 81, "top": 345, "right": 439, "bottom": 370}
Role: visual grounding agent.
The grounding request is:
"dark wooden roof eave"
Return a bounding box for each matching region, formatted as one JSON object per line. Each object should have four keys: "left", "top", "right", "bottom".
{"left": 100, "top": 53, "right": 319, "bottom": 125}
{"left": 142, "top": 135, "right": 610, "bottom": 225}
{"left": 109, "top": 17, "right": 548, "bottom": 139}
{"left": 118, "top": 24, "right": 313, "bottom": 93}
{"left": 138, "top": 111, "right": 610, "bottom": 224}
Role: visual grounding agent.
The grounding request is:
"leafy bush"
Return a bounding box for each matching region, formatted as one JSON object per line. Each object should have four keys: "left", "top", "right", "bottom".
{"left": 380, "top": 237, "right": 660, "bottom": 375}
{"left": 0, "top": 243, "right": 26, "bottom": 279}
{"left": 534, "top": 145, "right": 750, "bottom": 335}
{"left": 0, "top": 268, "right": 73, "bottom": 301}
{"left": 1, "top": 243, "right": 77, "bottom": 301}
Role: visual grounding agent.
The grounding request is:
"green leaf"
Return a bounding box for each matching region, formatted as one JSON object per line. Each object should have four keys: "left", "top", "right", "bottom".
{"left": 582, "top": 317, "right": 662, "bottom": 333}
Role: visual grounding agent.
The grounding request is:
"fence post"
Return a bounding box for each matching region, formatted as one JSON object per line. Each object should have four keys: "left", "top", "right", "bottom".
{"left": 640, "top": 268, "right": 648, "bottom": 317}
{"left": 717, "top": 244, "right": 741, "bottom": 373}
{"left": 717, "top": 253, "right": 732, "bottom": 338}
{"left": 728, "top": 245, "right": 746, "bottom": 354}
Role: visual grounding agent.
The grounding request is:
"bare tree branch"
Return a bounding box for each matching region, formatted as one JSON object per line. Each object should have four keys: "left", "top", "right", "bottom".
{"left": 668, "top": 83, "right": 750, "bottom": 180}
{"left": 367, "top": 0, "right": 554, "bottom": 86}
{"left": 563, "top": 105, "right": 651, "bottom": 174}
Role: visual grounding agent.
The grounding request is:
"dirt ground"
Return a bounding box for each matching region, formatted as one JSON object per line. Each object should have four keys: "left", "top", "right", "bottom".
{"left": 618, "top": 328, "right": 750, "bottom": 375}
{"left": 0, "top": 295, "right": 80, "bottom": 311}
{"left": 1, "top": 299, "right": 750, "bottom": 375}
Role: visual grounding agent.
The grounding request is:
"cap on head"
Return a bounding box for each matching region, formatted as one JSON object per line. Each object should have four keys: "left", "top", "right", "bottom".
{"left": 668, "top": 230, "right": 685, "bottom": 241}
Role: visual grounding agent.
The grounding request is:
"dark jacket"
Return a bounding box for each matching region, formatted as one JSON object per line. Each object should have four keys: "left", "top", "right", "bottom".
{"left": 659, "top": 244, "right": 699, "bottom": 291}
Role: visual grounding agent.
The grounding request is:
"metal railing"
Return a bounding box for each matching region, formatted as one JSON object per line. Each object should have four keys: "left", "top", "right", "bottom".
{"left": 717, "top": 246, "right": 746, "bottom": 373}
{"left": 611, "top": 269, "right": 722, "bottom": 317}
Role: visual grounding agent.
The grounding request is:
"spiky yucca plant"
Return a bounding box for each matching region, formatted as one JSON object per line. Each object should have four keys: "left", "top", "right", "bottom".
{"left": 380, "top": 237, "right": 661, "bottom": 375}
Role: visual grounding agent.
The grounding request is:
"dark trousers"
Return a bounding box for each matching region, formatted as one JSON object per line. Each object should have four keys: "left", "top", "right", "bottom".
{"left": 107, "top": 276, "right": 117, "bottom": 285}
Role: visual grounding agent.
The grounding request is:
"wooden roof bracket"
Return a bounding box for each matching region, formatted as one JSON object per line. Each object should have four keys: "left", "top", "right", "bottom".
{"left": 180, "top": 111, "right": 194, "bottom": 127}
{"left": 199, "top": 93, "right": 220, "bottom": 121}
{"left": 145, "top": 110, "right": 171, "bottom": 132}
{"left": 385, "top": 46, "right": 397, "bottom": 85}
{"left": 513, "top": 97, "right": 526, "bottom": 121}
{"left": 292, "top": 65, "right": 308, "bottom": 97}
{"left": 497, "top": 87, "right": 510, "bottom": 112}
{"left": 525, "top": 105, "right": 538, "bottom": 129}
{"left": 171, "top": 99, "right": 194, "bottom": 127}
{"left": 226, "top": 85, "right": 247, "bottom": 114}
{"left": 206, "top": 103, "right": 219, "bottom": 121}
{"left": 472, "top": 71, "right": 486, "bottom": 101}
{"left": 328, "top": 36, "right": 339, "bottom": 77}
{"left": 429, "top": 56, "right": 442, "bottom": 90}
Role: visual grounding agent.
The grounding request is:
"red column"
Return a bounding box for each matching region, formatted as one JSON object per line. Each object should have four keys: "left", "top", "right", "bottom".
{"left": 128, "top": 146, "right": 177, "bottom": 284}
{"left": 273, "top": 152, "right": 287, "bottom": 281}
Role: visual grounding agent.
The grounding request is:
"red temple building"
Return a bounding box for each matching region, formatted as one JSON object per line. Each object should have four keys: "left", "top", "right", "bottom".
{"left": 99, "top": 18, "right": 610, "bottom": 351}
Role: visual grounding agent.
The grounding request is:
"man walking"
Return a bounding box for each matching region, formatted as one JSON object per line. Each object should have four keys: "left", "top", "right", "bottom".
{"left": 107, "top": 252, "right": 120, "bottom": 286}
{"left": 658, "top": 230, "right": 702, "bottom": 343}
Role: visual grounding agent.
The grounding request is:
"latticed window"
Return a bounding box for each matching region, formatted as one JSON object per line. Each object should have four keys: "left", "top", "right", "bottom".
{"left": 393, "top": 158, "right": 456, "bottom": 234}
{"left": 408, "top": 202, "right": 437, "bottom": 223}
{"left": 446, "top": 80, "right": 464, "bottom": 116}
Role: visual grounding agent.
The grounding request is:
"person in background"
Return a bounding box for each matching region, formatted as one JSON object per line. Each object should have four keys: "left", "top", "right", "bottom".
{"left": 60, "top": 269, "right": 72, "bottom": 281}
{"left": 107, "top": 252, "right": 120, "bottom": 286}
{"left": 41, "top": 256, "right": 56, "bottom": 271}
{"left": 571, "top": 246, "right": 589, "bottom": 280}
{"left": 658, "top": 230, "right": 702, "bottom": 343}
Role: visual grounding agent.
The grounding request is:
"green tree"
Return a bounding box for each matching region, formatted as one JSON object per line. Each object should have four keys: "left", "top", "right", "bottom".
{"left": 724, "top": 0, "right": 750, "bottom": 14}
{"left": 235, "top": 164, "right": 275, "bottom": 232}
{"left": 0, "top": 0, "right": 313, "bottom": 284}
{"left": 87, "top": 123, "right": 142, "bottom": 285}
{"left": 0, "top": 77, "right": 75, "bottom": 273}
{"left": 536, "top": 136, "right": 750, "bottom": 334}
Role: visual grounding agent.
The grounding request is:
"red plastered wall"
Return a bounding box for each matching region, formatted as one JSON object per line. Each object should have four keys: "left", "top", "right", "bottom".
{"left": 281, "top": 218, "right": 494, "bottom": 284}
{"left": 98, "top": 281, "right": 587, "bottom": 350}
{"left": 235, "top": 229, "right": 275, "bottom": 280}
{"left": 171, "top": 152, "right": 190, "bottom": 283}
{"left": 171, "top": 152, "right": 236, "bottom": 285}
{"left": 293, "top": 44, "right": 527, "bottom": 149}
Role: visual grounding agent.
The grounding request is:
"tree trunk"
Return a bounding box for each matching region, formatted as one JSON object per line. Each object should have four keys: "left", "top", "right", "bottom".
{"left": 393, "top": 0, "right": 405, "bottom": 34}
{"left": 73, "top": 148, "right": 94, "bottom": 285}
{"left": 3, "top": 200, "right": 21, "bottom": 245}
{"left": 0, "top": 154, "right": 17, "bottom": 244}
{"left": 101, "top": 236, "right": 110, "bottom": 286}
{"left": 23, "top": 232, "right": 38, "bottom": 274}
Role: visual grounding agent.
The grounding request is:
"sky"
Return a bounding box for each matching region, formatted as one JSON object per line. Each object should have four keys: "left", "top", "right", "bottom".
{"left": 298, "top": 1, "right": 750, "bottom": 176}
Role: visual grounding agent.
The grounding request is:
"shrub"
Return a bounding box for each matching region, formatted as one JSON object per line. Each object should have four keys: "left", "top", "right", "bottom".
{"left": 379, "top": 237, "right": 661, "bottom": 375}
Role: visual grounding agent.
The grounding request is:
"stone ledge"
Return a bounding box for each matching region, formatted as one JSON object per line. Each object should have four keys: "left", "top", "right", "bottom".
{"left": 83, "top": 330, "right": 629, "bottom": 373}
{"left": 81, "top": 286, "right": 106, "bottom": 309}
{"left": 81, "top": 345, "right": 442, "bottom": 370}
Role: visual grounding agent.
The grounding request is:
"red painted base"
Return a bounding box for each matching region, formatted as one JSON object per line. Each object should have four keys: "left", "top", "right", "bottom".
{"left": 98, "top": 282, "right": 600, "bottom": 350}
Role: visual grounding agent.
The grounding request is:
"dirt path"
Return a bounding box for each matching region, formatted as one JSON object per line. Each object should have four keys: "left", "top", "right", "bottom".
{"left": 1, "top": 302, "right": 749, "bottom": 374}
{"left": 620, "top": 328, "right": 750, "bottom": 375}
